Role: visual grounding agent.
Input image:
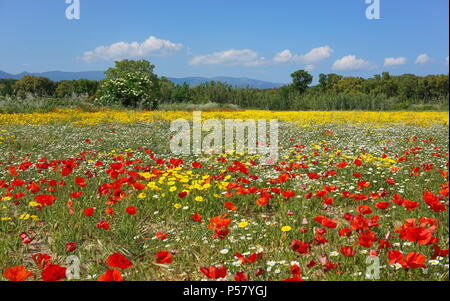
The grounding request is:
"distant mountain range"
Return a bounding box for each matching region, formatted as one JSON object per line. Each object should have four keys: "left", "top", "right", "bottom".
{"left": 0, "top": 70, "right": 286, "bottom": 89}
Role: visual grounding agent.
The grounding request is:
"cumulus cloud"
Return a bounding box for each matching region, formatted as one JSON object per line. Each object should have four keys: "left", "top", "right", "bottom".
{"left": 301, "top": 46, "right": 334, "bottom": 64}
{"left": 332, "top": 55, "right": 372, "bottom": 71}
{"left": 414, "top": 54, "right": 431, "bottom": 65}
{"left": 384, "top": 57, "right": 407, "bottom": 67}
{"left": 273, "top": 49, "right": 294, "bottom": 63}
{"left": 188, "top": 45, "right": 332, "bottom": 68}
{"left": 189, "top": 49, "right": 268, "bottom": 66}
{"left": 273, "top": 45, "right": 333, "bottom": 68}
{"left": 82, "top": 36, "right": 183, "bottom": 62}
{"left": 445, "top": 56, "right": 449, "bottom": 65}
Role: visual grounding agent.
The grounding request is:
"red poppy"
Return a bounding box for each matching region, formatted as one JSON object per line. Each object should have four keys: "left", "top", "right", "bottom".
{"left": 32, "top": 253, "right": 51, "bottom": 269}
{"left": 224, "top": 201, "right": 237, "bottom": 211}
{"left": 192, "top": 212, "right": 202, "bottom": 223}
{"left": 339, "top": 228, "right": 352, "bottom": 237}
{"left": 339, "top": 246, "right": 356, "bottom": 257}
{"left": 19, "top": 232, "right": 33, "bottom": 244}
{"left": 336, "top": 161, "right": 348, "bottom": 168}
{"left": 74, "top": 177, "right": 86, "bottom": 188}
{"left": 388, "top": 250, "right": 406, "bottom": 267}
{"left": 308, "top": 173, "right": 320, "bottom": 179}
{"left": 155, "top": 232, "right": 169, "bottom": 240}
{"left": 98, "top": 269, "right": 123, "bottom": 281}
{"left": 378, "top": 239, "right": 392, "bottom": 249}
{"left": 357, "top": 229, "right": 378, "bottom": 248}
{"left": 155, "top": 251, "right": 172, "bottom": 264}
{"left": 35, "top": 194, "right": 56, "bottom": 206}
{"left": 234, "top": 271, "right": 248, "bottom": 281}
{"left": 105, "top": 207, "right": 116, "bottom": 215}
{"left": 235, "top": 252, "right": 263, "bottom": 264}
{"left": 375, "top": 201, "right": 390, "bottom": 210}
{"left": 192, "top": 162, "right": 202, "bottom": 168}
{"left": 282, "top": 190, "right": 295, "bottom": 199}
{"left": 84, "top": 208, "right": 94, "bottom": 216}
{"left": 424, "top": 190, "right": 446, "bottom": 213}
{"left": 208, "top": 213, "right": 231, "bottom": 240}
{"left": 291, "top": 240, "right": 310, "bottom": 254}
{"left": 70, "top": 191, "right": 83, "bottom": 199}
{"left": 307, "top": 260, "right": 317, "bottom": 268}
{"left": 200, "top": 265, "right": 227, "bottom": 279}
{"left": 96, "top": 220, "right": 110, "bottom": 230}
{"left": 41, "top": 264, "right": 67, "bottom": 281}
{"left": 256, "top": 197, "right": 268, "bottom": 206}
{"left": 126, "top": 206, "right": 137, "bottom": 215}
{"left": 283, "top": 264, "right": 303, "bottom": 281}
{"left": 402, "top": 200, "right": 420, "bottom": 210}
{"left": 3, "top": 266, "right": 33, "bottom": 281}
{"left": 107, "top": 252, "right": 133, "bottom": 269}
{"left": 357, "top": 205, "right": 373, "bottom": 215}
{"left": 386, "top": 177, "right": 396, "bottom": 185}
{"left": 133, "top": 182, "right": 145, "bottom": 190}
{"left": 65, "top": 242, "right": 77, "bottom": 253}
{"left": 313, "top": 215, "right": 337, "bottom": 228}
{"left": 405, "top": 252, "right": 426, "bottom": 269}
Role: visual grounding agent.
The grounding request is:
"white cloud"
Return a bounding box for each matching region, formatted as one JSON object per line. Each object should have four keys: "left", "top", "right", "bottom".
{"left": 414, "top": 53, "right": 431, "bottom": 65}
{"left": 273, "top": 49, "right": 294, "bottom": 63}
{"left": 332, "top": 55, "right": 372, "bottom": 71}
{"left": 301, "top": 46, "right": 334, "bottom": 64}
{"left": 384, "top": 57, "right": 407, "bottom": 67}
{"left": 273, "top": 46, "right": 333, "bottom": 66}
{"left": 189, "top": 49, "right": 268, "bottom": 66}
{"left": 445, "top": 56, "right": 449, "bottom": 65}
{"left": 82, "top": 36, "right": 183, "bottom": 62}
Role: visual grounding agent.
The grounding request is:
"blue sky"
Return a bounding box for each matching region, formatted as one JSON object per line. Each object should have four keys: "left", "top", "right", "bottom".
{"left": 0, "top": 0, "right": 448, "bottom": 83}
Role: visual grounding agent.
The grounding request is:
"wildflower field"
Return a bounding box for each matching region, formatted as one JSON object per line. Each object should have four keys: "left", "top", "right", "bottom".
{"left": 0, "top": 109, "right": 448, "bottom": 281}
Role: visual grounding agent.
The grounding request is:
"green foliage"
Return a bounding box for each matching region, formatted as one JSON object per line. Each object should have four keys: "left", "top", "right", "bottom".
{"left": 1, "top": 60, "right": 448, "bottom": 112}
{"left": 290, "top": 69, "right": 313, "bottom": 94}
{"left": 13, "top": 75, "right": 55, "bottom": 98}
{"left": 0, "top": 79, "right": 17, "bottom": 96}
{"left": 96, "top": 60, "right": 161, "bottom": 109}
{"left": 56, "top": 79, "right": 98, "bottom": 98}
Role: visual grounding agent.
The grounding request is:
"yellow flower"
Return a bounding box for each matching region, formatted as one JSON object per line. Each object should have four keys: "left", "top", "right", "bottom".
{"left": 138, "top": 192, "right": 147, "bottom": 199}
{"left": 28, "top": 201, "right": 40, "bottom": 207}
{"left": 1, "top": 217, "right": 12, "bottom": 221}
{"left": 194, "top": 196, "right": 204, "bottom": 202}
{"left": 239, "top": 221, "right": 249, "bottom": 228}
{"left": 19, "top": 214, "right": 31, "bottom": 220}
{"left": 281, "top": 226, "right": 292, "bottom": 232}
{"left": 173, "top": 203, "right": 182, "bottom": 209}
{"left": 169, "top": 186, "right": 177, "bottom": 192}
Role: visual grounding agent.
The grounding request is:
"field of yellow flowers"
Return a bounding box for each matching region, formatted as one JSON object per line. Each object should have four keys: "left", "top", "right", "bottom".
{"left": 0, "top": 110, "right": 448, "bottom": 281}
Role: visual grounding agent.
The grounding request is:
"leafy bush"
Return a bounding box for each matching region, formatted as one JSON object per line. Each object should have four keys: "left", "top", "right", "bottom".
{"left": 96, "top": 60, "right": 161, "bottom": 109}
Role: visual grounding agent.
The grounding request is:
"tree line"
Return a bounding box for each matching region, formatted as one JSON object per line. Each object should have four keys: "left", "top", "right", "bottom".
{"left": 1, "top": 59, "right": 448, "bottom": 111}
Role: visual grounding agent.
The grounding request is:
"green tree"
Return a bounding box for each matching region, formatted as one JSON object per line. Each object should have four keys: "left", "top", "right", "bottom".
{"left": 0, "top": 79, "right": 17, "bottom": 96}
{"left": 13, "top": 75, "right": 55, "bottom": 98}
{"left": 55, "top": 81, "right": 74, "bottom": 98}
{"left": 290, "top": 70, "right": 313, "bottom": 94}
{"left": 72, "top": 79, "right": 98, "bottom": 97}
{"left": 172, "top": 83, "right": 193, "bottom": 103}
{"left": 97, "top": 59, "right": 161, "bottom": 109}
{"left": 159, "top": 77, "right": 175, "bottom": 102}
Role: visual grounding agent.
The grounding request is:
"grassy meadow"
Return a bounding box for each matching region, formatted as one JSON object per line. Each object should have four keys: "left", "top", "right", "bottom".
{"left": 0, "top": 109, "right": 448, "bottom": 281}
